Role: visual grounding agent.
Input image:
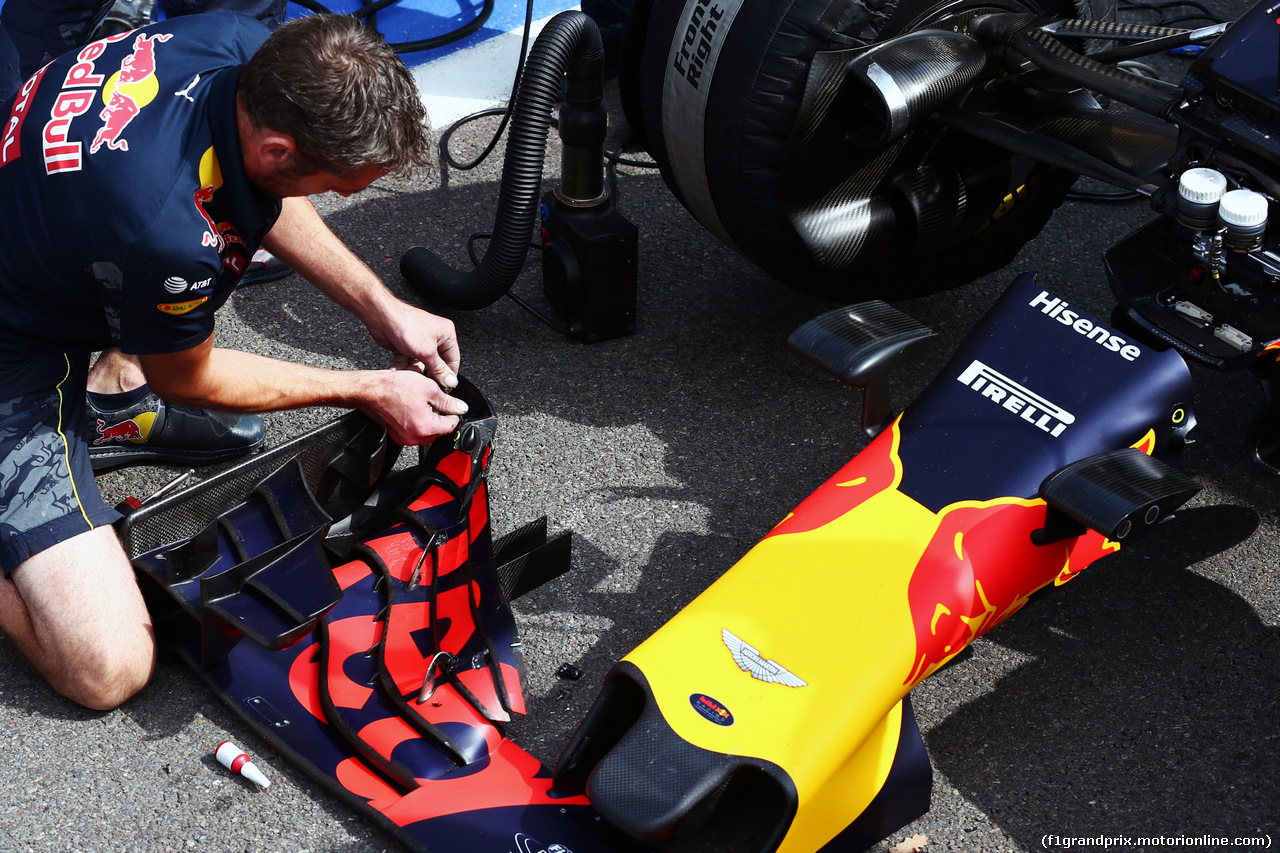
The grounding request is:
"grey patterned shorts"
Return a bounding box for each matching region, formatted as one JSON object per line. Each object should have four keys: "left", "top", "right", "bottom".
{"left": 0, "top": 351, "right": 119, "bottom": 574}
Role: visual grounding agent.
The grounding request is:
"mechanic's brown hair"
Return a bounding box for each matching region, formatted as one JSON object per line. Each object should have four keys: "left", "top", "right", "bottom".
{"left": 237, "top": 13, "right": 432, "bottom": 178}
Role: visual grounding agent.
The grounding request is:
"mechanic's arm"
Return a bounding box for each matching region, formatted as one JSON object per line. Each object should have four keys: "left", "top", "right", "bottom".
{"left": 261, "top": 196, "right": 460, "bottom": 388}
{"left": 137, "top": 335, "right": 467, "bottom": 446}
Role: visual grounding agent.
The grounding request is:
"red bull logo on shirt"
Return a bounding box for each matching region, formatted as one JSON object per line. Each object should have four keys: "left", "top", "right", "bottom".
{"left": 28, "top": 30, "right": 167, "bottom": 174}
{"left": 194, "top": 146, "right": 227, "bottom": 251}
{"left": 192, "top": 145, "right": 250, "bottom": 270}
{"left": 91, "top": 32, "right": 173, "bottom": 154}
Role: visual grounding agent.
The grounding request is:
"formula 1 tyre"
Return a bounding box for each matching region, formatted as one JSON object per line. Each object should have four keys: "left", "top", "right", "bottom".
{"left": 620, "top": 0, "right": 1089, "bottom": 301}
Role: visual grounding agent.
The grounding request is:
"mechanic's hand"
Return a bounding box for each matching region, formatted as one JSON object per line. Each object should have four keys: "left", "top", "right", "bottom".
{"left": 367, "top": 300, "right": 461, "bottom": 391}
{"left": 367, "top": 369, "right": 469, "bottom": 446}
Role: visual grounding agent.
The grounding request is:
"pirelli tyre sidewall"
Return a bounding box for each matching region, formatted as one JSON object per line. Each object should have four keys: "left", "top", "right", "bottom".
{"left": 621, "top": 0, "right": 1082, "bottom": 300}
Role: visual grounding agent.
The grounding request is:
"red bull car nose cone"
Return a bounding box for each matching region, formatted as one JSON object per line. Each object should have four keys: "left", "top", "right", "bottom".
{"left": 553, "top": 273, "right": 1197, "bottom": 853}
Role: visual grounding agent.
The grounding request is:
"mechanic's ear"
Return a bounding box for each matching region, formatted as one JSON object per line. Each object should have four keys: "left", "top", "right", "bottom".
{"left": 256, "top": 131, "right": 298, "bottom": 169}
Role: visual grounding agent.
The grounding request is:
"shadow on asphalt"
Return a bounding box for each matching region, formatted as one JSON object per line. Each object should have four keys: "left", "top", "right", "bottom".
{"left": 928, "top": 503, "right": 1278, "bottom": 842}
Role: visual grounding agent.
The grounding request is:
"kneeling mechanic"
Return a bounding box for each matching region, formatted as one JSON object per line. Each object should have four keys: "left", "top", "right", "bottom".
{"left": 0, "top": 12, "right": 467, "bottom": 709}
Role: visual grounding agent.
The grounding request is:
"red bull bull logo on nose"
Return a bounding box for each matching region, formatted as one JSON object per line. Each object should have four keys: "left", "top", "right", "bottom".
{"left": 901, "top": 433, "right": 1161, "bottom": 686}
{"left": 91, "top": 33, "right": 173, "bottom": 154}
{"left": 902, "top": 498, "right": 1117, "bottom": 686}
{"left": 758, "top": 415, "right": 1126, "bottom": 689}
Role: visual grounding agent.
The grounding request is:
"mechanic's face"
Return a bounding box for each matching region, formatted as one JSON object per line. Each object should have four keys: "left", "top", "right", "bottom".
{"left": 254, "top": 163, "right": 387, "bottom": 200}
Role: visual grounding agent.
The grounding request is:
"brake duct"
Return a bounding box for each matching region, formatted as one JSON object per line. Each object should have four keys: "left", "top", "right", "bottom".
{"left": 844, "top": 29, "right": 989, "bottom": 147}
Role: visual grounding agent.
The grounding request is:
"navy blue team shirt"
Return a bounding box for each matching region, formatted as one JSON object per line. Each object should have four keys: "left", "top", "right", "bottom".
{"left": 0, "top": 12, "right": 281, "bottom": 387}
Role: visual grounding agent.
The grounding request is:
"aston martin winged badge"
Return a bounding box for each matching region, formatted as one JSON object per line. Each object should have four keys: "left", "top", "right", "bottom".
{"left": 721, "top": 628, "right": 807, "bottom": 687}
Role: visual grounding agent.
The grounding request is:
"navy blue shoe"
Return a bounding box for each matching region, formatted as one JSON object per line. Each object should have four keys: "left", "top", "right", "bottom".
{"left": 87, "top": 387, "right": 266, "bottom": 472}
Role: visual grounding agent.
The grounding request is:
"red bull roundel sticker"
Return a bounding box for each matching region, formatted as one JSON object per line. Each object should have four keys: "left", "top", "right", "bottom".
{"left": 689, "top": 693, "right": 734, "bottom": 726}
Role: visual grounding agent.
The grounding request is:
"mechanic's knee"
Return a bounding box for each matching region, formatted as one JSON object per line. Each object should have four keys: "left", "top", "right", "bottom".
{"left": 52, "top": 638, "right": 156, "bottom": 711}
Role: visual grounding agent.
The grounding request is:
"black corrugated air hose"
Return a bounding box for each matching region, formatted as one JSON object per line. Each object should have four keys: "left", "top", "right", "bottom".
{"left": 399, "top": 11, "right": 605, "bottom": 311}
